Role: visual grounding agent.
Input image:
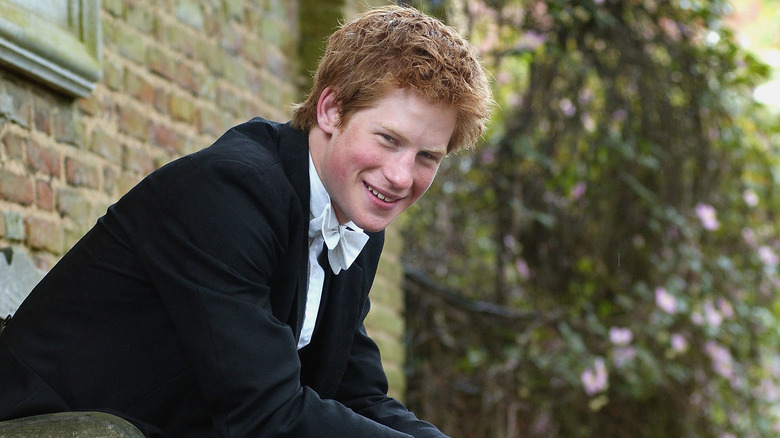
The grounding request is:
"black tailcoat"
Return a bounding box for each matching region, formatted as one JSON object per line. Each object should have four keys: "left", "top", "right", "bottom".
{"left": 0, "top": 119, "right": 446, "bottom": 437}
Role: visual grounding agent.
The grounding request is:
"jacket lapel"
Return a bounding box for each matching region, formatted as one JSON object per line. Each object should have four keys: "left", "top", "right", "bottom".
{"left": 277, "top": 122, "right": 311, "bottom": 340}
{"left": 298, "top": 256, "right": 366, "bottom": 397}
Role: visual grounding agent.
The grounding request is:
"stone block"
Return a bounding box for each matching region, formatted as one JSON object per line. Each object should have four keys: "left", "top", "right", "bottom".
{"left": 0, "top": 412, "right": 144, "bottom": 438}
{"left": 3, "top": 211, "right": 23, "bottom": 241}
{"left": 0, "top": 246, "right": 46, "bottom": 318}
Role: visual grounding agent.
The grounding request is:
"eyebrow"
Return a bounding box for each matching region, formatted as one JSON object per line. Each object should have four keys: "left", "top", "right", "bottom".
{"left": 379, "top": 123, "right": 408, "bottom": 143}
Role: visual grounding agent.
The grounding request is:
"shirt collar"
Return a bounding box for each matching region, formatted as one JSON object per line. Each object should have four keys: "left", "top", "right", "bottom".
{"left": 309, "top": 152, "right": 330, "bottom": 221}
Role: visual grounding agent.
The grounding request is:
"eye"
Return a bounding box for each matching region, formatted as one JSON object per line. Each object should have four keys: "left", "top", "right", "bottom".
{"left": 418, "top": 150, "right": 443, "bottom": 163}
{"left": 380, "top": 133, "right": 397, "bottom": 145}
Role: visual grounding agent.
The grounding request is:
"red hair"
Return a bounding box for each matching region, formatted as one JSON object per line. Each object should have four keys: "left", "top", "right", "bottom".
{"left": 291, "top": 5, "right": 493, "bottom": 153}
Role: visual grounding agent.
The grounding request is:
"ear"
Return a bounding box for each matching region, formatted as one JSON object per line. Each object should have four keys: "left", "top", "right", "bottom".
{"left": 316, "top": 87, "right": 340, "bottom": 135}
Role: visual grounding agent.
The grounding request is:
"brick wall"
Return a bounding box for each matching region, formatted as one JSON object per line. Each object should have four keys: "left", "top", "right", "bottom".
{"left": 0, "top": 0, "right": 405, "bottom": 400}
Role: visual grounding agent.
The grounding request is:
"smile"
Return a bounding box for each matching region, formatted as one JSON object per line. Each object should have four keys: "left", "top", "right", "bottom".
{"left": 366, "top": 184, "right": 397, "bottom": 203}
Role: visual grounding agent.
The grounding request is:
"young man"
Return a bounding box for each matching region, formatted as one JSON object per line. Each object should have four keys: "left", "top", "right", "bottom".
{"left": 0, "top": 5, "right": 492, "bottom": 437}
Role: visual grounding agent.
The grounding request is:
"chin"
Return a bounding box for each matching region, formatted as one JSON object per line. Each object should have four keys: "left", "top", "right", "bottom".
{"left": 354, "top": 218, "right": 391, "bottom": 234}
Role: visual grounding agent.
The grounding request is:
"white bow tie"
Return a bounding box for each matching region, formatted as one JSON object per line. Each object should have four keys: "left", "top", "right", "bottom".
{"left": 308, "top": 203, "right": 369, "bottom": 274}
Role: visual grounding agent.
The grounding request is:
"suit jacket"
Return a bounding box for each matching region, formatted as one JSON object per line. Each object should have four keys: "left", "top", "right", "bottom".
{"left": 0, "top": 118, "right": 447, "bottom": 438}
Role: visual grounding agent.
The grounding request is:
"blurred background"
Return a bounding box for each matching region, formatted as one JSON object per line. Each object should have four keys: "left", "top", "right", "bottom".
{"left": 400, "top": 0, "right": 780, "bottom": 436}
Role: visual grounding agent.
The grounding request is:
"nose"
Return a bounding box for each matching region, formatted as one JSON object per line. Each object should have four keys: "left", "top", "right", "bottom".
{"left": 383, "top": 151, "right": 414, "bottom": 190}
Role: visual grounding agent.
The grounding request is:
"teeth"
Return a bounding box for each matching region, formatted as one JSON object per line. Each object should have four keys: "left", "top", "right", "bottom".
{"left": 367, "top": 185, "right": 395, "bottom": 203}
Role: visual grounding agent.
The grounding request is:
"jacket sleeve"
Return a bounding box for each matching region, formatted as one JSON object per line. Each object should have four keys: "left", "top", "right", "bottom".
{"left": 335, "top": 299, "right": 450, "bottom": 438}
{"left": 115, "top": 145, "right": 415, "bottom": 437}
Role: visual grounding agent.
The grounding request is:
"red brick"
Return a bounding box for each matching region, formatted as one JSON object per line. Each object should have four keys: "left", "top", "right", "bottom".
{"left": 117, "top": 104, "right": 149, "bottom": 140}
{"left": 220, "top": 24, "right": 242, "bottom": 55}
{"left": 89, "top": 127, "right": 122, "bottom": 164}
{"left": 154, "top": 87, "right": 168, "bottom": 115}
{"left": 26, "top": 139, "right": 62, "bottom": 177}
{"left": 35, "top": 180, "right": 54, "bottom": 211}
{"left": 169, "top": 93, "right": 198, "bottom": 124}
{"left": 78, "top": 92, "right": 102, "bottom": 116}
{"left": 53, "top": 107, "right": 76, "bottom": 145}
{"left": 24, "top": 216, "right": 63, "bottom": 253}
{"left": 65, "top": 157, "right": 100, "bottom": 189}
{"left": 103, "top": 166, "right": 118, "bottom": 196}
{"left": 148, "top": 46, "right": 176, "bottom": 80}
{"left": 33, "top": 103, "right": 53, "bottom": 136}
{"left": 125, "top": 71, "right": 155, "bottom": 105}
{"left": 149, "top": 121, "right": 185, "bottom": 155}
{"left": 167, "top": 24, "right": 197, "bottom": 60}
{"left": 78, "top": 89, "right": 112, "bottom": 118}
{"left": 122, "top": 145, "right": 155, "bottom": 175}
{"left": 57, "top": 188, "right": 92, "bottom": 219}
{"left": 0, "top": 170, "right": 34, "bottom": 205}
{"left": 176, "top": 62, "right": 201, "bottom": 95}
{"left": 242, "top": 37, "right": 265, "bottom": 68}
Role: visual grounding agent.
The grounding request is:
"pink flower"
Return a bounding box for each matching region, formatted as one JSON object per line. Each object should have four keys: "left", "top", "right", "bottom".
{"left": 570, "top": 182, "right": 587, "bottom": 200}
{"left": 581, "top": 357, "right": 608, "bottom": 395}
{"left": 613, "top": 346, "right": 636, "bottom": 367}
{"left": 695, "top": 203, "right": 720, "bottom": 231}
{"left": 515, "top": 260, "right": 531, "bottom": 280}
{"left": 655, "top": 287, "right": 677, "bottom": 314}
{"left": 704, "top": 341, "right": 734, "bottom": 380}
{"left": 717, "top": 299, "right": 734, "bottom": 319}
{"left": 609, "top": 327, "right": 633, "bottom": 346}
{"left": 703, "top": 301, "right": 723, "bottom": 328}
{"left": 743, "top": 189, "right": 759, "bottom": 207}
{"left": 742, "top": 228, "right": 757, "bottom": 247}
{"left": 671, "top": 333, "right": 688, "bottom": 353}
{"left": 759, "top": 246, "right": 779, "bottom": 267}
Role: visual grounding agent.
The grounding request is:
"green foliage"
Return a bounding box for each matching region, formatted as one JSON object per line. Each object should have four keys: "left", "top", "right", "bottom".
{"left": 403, "top": 0, "right": 780, "bottom": 436}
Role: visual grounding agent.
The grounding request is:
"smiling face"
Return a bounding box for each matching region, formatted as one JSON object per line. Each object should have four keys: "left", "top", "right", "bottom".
{"left": 309, "top": 87, "right": 457, "bottom": 233}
